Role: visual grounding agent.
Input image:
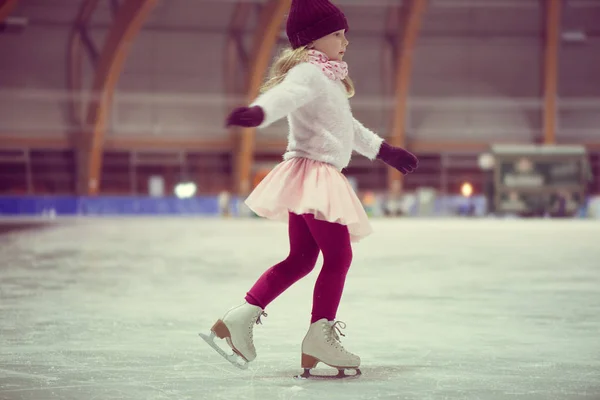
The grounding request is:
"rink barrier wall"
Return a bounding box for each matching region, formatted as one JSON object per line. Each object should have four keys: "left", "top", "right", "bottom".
{"left": 0, "top": 195, "right": 598, "bottom": 218}
{"left": 0, "top": 195, "right": 486, "bottom": 217}
{"left": 0, "top": 196, "right": 222, "bottom": 216}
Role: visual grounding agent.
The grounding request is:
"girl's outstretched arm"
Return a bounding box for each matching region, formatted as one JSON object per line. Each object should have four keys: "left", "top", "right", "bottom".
{"left": 352, "top": 117, "right": 384, "bottom": 160}
{"left": 353, "top": 118, "right": 419, "bottom": 174}
{"left": 245, "top": 63, "right": 324, "bottom": 128}
{"left": 226, "top": 63, "right": 323, "bottom": 129}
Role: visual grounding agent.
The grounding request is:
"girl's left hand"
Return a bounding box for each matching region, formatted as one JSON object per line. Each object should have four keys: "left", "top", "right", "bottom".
{"left": 376, "top": 141, "right": 418, "bottom": 175}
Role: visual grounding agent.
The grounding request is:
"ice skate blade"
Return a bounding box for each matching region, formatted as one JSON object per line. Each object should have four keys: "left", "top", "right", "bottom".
{"left": 199, "top": 331, "right": 249, "bottom": 370}
{"left": 296, "top": 353, "right": 361, "bottom": 379}
{"left": 294, "top": 368, "right": 361, "bottom": 380}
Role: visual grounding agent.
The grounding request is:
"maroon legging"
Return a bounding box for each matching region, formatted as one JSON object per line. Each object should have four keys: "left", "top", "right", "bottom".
{"left": 245, "top": 212, "right": 353, "bottom": 323}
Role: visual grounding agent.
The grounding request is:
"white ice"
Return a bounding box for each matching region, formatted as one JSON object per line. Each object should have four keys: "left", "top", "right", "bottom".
{"left": 1, "top": 217, "right": 599, "bottom": 400}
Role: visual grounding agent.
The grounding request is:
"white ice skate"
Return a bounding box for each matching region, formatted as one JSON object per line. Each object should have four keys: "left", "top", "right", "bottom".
{"left": 296, "top": 318, "right": 361, "bottom": 379}
{"left": 199, "top": 302, "right": 267, "bottom": 369}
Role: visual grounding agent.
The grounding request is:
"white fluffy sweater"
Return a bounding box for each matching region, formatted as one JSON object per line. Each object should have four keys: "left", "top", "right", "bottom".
{"left": 251, "top": 62, "right": 384, "bottom": 170}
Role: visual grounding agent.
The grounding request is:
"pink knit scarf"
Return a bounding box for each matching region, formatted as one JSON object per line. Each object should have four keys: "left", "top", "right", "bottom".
{"left": 307, "top": 50, "right": 348, "bottom": 81}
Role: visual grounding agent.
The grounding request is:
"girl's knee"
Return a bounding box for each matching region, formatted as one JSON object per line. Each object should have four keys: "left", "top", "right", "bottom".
{"left": 341, "top": 246, "right": 353, "bottom": 268}
{"left": 289, "top": 246, "right": 320, "bottom": 274}
{"left": 324, "top": 245, "right": 352, "bottom": 270}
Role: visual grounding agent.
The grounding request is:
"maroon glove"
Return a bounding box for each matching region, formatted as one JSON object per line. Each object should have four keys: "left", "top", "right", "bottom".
{"left": 376, "top": 141, "right": 418, "bottom": 174}
{"left": 225, "top": 106, "right": 265, "bottom": 128}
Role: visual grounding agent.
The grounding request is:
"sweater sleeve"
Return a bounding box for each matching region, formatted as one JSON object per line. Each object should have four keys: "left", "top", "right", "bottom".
{"left": 250, "top": 63, "right": 323, "bottom": 129}
{"left": 352, "top": 117, "right": 385, "bottom": 160}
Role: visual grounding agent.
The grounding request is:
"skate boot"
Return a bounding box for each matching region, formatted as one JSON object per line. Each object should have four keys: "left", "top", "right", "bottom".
{"left": 199, "top": 302, "right": 267, "bottom": 369}
{"left": 297, "top": 319, "right": 361, "bottom": 379}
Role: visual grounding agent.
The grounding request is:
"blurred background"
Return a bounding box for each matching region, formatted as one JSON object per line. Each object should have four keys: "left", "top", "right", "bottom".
{"left": 0, "top": 0, "right": 599, "bottom": 219}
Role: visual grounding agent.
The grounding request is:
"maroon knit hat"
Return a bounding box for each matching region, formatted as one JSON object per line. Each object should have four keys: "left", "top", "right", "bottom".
{"left": 286, "top": 0, "right": 349, "bottom": 49}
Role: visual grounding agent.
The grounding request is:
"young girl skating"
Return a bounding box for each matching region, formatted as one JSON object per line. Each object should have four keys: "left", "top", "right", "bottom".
{"left": 201, "top": 0, "right": 418, "bottom": 378}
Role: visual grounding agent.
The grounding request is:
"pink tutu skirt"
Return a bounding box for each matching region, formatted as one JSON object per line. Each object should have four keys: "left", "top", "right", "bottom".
{"left": 245, "top": 157, "right": 372, "bottom": 242}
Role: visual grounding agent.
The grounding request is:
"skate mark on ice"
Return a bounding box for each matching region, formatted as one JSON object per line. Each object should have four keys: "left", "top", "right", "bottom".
{"left": 0, "top": 376, "right": 202, "bottom": 394}
{"left": 0, "top": 367, "right": 59, "bottom": 382}
{"left": 252, "top": 364, "right": 431, "bottom": 382}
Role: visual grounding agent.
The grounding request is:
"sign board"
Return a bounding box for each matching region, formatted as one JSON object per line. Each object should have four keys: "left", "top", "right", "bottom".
{"left": 491, "top": 145, "right": 589, "bottom": 216}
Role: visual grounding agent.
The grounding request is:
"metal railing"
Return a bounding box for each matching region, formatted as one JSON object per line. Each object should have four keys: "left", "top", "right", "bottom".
{"left": 0, "top": 89, "right": 598, "bottom": 142}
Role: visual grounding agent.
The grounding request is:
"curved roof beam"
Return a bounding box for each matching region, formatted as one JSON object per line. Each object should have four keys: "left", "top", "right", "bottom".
{"left": 233, "top": 0, "right": 290, "bottom": 196}
{"left": 543, "top": 0, "right": 562, "bottom": 144}
{"left": 83, "top": 0, "right": 157, "bottom": 195}
{"left": 224, "top": 1, "right": 253, "bottom": 110}
{"left": 0, "top": 0, "right": 19, "bottom": 22}
{"left": 67, "top": 0, "right": 101, "bottom": 128}
{"left": 388, "top": 0, "right": 428, "bottom": 194}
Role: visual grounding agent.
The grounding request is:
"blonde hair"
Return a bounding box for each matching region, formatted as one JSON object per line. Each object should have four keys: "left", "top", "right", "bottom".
{"left": 260, "top": 46, "right": 355, "bottom": 98}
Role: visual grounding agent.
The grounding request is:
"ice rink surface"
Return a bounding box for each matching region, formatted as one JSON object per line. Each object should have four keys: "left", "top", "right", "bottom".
{"left": 1, "top": 217, "right": 599, "bottom": 400}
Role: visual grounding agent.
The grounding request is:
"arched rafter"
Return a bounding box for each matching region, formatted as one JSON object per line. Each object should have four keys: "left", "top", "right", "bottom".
{"left": 388, "top": 0, "right": 428, "bottom": 194}
{"left": 83, "top": 0, "right": 157, "bottom": 195}
{"left": 233, "top": 0, "right": 290, "bottom": 196}
{"left": 67, "top": 0, "right": 101, "bottom": 129}
{"left": 224, "top": 1, "right": 253, "bottom": 111}
{"left": 543, "top": 0, "right": 562, "bottom": 144}
{"left": 0, "top": 0, "right": 19, "bottom": 22}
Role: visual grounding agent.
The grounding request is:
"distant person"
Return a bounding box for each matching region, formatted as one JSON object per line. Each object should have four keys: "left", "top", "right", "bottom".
{"left": 200, "top": 0, "right": 418, "bottom": 379}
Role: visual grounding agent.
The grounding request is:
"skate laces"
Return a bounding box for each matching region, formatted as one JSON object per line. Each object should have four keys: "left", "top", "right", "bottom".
{"left": 256, "top": 311, "right": 268, "bottom": 325}
{"left": 330, "top": 321, "right": 346, "bottom": 341}
{"left": 327, "top": 321, "right": 347, "bottom": 345}
{"left": 248, "top": 311, "right": 267, "bottom": 341}
{"left": 323, "top": 320, "right": 356, "bottom": 357}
